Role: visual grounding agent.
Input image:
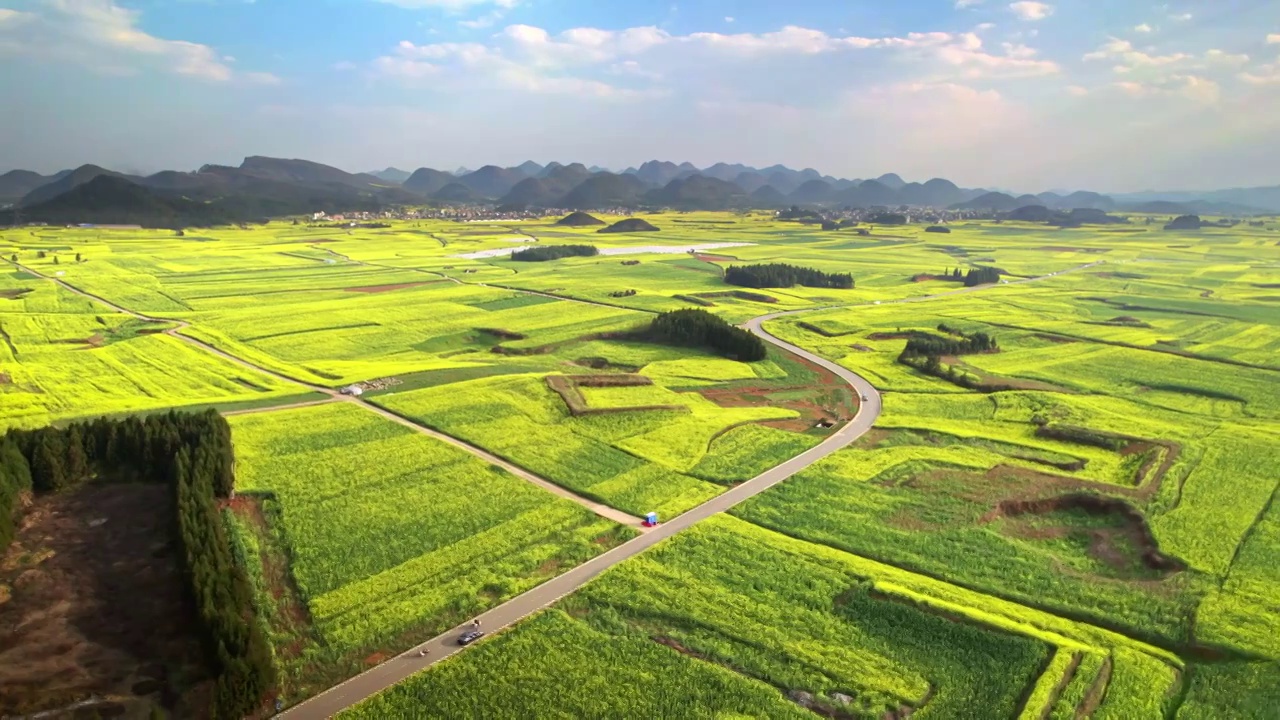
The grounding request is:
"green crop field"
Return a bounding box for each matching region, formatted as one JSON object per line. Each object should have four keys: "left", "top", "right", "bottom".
{"left": 342, "top": 516, "right": 1183, "bottom": 720}
{"left": 225, "top": 402, "right": 632, "bottom": 699}
{"left": 4, "top": 213, "right": 1278, "bottom": 716}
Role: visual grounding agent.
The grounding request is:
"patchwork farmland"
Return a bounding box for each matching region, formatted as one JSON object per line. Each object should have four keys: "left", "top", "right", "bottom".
{"left": 2, "top": 213, "right": 1278, "bottom": 718}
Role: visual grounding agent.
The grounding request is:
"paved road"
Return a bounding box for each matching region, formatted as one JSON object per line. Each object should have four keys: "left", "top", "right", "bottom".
{"left": 275, "top": 305, "right": 884, "bottom": 719}
{"left": 275, "top": 260, "right": 1106, "bottom": 719}
{"left": 5, "top": 259, "right": 646, "bottom": 529}
{"left": 10, "top": 256, "right": 1101, "bottom": 718}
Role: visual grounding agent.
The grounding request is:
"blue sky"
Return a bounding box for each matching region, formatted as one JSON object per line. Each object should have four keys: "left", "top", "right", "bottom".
{"left": 0, "top": 0, "right": 1277, "bottom": 192}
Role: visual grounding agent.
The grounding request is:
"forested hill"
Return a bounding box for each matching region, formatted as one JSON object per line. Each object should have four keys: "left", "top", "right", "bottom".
{"left": 5, "top": 155, "right": 1277, "bottom": 222}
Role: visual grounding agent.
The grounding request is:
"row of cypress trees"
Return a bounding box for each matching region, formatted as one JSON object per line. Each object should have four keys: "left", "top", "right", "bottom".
{"left": 1, "top": 410, "right": 272, "bottom": 719}
{"left": 0, "top": 437, "right": 32, "bottom": 551}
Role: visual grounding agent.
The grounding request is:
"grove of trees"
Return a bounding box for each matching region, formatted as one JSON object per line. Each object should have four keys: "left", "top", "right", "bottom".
{"left": 511, "top": 244, "right": 599, "bottom": 262}
{"left": 964, "top": 266, "right": 1001, "bottom": 286}
{"left": 724, "top": 263, "right": 854, "bottom": 289}
{"left": 643, "top": 308, "right": 767, "bottom": 361}
{"left": 1, "top": 411, "right": 274, "bottom": 719}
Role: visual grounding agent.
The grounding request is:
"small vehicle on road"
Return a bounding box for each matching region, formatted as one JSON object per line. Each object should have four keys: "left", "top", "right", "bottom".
{"left": 457, "top": 630, "right": 485, "bottom": 646}
{"left": 861, "top": 395, "right": 868, "bottom": 402}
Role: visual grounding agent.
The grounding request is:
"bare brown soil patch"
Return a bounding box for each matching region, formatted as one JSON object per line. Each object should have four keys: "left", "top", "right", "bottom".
{"left": 850, "top": 344, "right": 874, "bottom": 352}
{"left": 981, "top": 494, "right": 1185, "bottom": 574}
{"left": 0, "top": 484, "right": 211, "bottom": 718}
{"left": 0, "top": 288, "right": 33, "bottom": 300}
{"left": 344, "top": 281, "right": 440, "bottom": 293}
{"left": 0, "top": 371, "right": 10, "bottom": 384}
{"left": 698, "top": 352, "right": 856, "bottom": 433}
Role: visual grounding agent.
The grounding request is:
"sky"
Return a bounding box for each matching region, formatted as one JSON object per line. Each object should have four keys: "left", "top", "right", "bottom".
{"left": 0, "top": 0, "right": 1277, "bottom": 193}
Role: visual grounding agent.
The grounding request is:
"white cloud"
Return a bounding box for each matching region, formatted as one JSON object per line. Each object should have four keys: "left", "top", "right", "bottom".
{"left": 1009, "top": 2, "right": 1054, "bottom": 21}
{"left": 332, "top": 60, "right": 357, "bottom": 71}
{"left": 1134, "top": 23, "right": 1153, "bottom": 33}
{"left": 371, "top": 22, "right": 1061, "bottom": 103}
{"left": 1109, "top": 74, "right": 1219, "bottom": 103}
{"left": 1084, "top": 40, "right": 1258, "bottom": 80}
{"left": 1170, "top": 12, "right": 1192, "bottom": 22}
{"left": 1240, "top": 69, "right": 1280, "bottom": 85}
{"left": 955, "top": 0, "right": 984, "bottom": 7}
{"left": 0, "top": 0, "right": 273, "bottom": 83}
{"left": 1083, "top": 38, "right": 1190, "bottom": 68}
{"left": 724, "top": 16, "right": 734, "bottom": 23}
{"left": 1204, "top": 49, "right": 1249, "bottom": 65}
{"left": 244, "top": 71, "right": 282, "bottom": 85}
{"left": 1066, "top": 84, "right": 1088, "bottom": 96}
{"left": 1268, "top": 34, "right": 1280, "bottom": 44}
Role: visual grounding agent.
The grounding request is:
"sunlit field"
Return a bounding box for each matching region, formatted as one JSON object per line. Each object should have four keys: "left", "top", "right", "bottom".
{"left": 4, "top": 211, "right": 1279, "bottom": 715}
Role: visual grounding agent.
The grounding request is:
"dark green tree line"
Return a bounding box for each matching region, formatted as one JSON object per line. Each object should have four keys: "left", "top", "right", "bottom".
{"left": 2, "top": 411, "right": 271, "bottom": 718}
{"left": 643, "top": 309, "right": 767, "bottom": 361}
{"left": 511, "top": 244, "right": 599, "bottom": 261}
{"left": 964, "top": 266, "right": 1002, "bottom": 286}
{"left": 724, "top": 263, "right": 854, "bottom": 289}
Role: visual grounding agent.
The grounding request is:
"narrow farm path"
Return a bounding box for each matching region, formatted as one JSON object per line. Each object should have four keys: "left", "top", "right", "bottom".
{"left": 7, "top": 255, "right": 1104, "bottom": 719}
{"left": 3, "top": 259, "right": 646, "bottom": 529}
{"left": 275, "top": 306, "right": 885, "bottom": 720}
{"left": 273, "top": 258, "right": 1107, "bottom": 719}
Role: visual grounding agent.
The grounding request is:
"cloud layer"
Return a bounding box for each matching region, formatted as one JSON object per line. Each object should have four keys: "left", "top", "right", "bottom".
{"left": 0, "top": 0, "right": 1277, "bottom": 192}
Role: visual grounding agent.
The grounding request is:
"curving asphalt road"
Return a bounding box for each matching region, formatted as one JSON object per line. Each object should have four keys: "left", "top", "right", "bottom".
{"left": 6, "top": 255, "right": 1101, "bottom": 718}
{"left": 275, "top": 308, "right": 883, "bottom": 720}
{"left": 275, "top": 261, "right": 1105, "bottom": 719}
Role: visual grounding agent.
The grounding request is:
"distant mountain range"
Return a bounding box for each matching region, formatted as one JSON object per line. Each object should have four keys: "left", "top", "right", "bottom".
{"left": 2, "top": 156, "right": 1276, "bottom": 227}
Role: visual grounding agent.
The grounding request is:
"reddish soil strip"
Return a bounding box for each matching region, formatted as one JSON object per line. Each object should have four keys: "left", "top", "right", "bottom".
{"left": 981, "top": 494, "right": 1185, "bottom": 573}
{"left": 343, "top": 280, "right": 442, "bottom": 293}
{"left": 693, "top": 253, "right": 739, "bottom": 262}
{"left": 0, "top": 485, "right": 212, "bottom": 718}
{"left": 698, "top": 352, "right": 856, "bottom": 433}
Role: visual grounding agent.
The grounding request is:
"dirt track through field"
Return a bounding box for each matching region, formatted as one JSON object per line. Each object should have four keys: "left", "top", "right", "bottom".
{"left": 4, "top": 256, "right": 1103, "bottom": 718}
{"left": 4, "top": 259, "right": 645, "bottom": 529}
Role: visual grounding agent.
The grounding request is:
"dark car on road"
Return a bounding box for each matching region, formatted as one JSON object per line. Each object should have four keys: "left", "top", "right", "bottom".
{"left": 457, "top": 630, "right": 485, "bottom": 646}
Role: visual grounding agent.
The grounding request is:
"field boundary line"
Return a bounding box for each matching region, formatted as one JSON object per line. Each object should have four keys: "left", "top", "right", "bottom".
{"left": 3, "top": 258, "right": 644, "bottom": 529}
{"left": 273, "top": 301, "right": 886, "bottom": 718}
{"left": 5, "top": 255, "right": 1116, "bottom": 719}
